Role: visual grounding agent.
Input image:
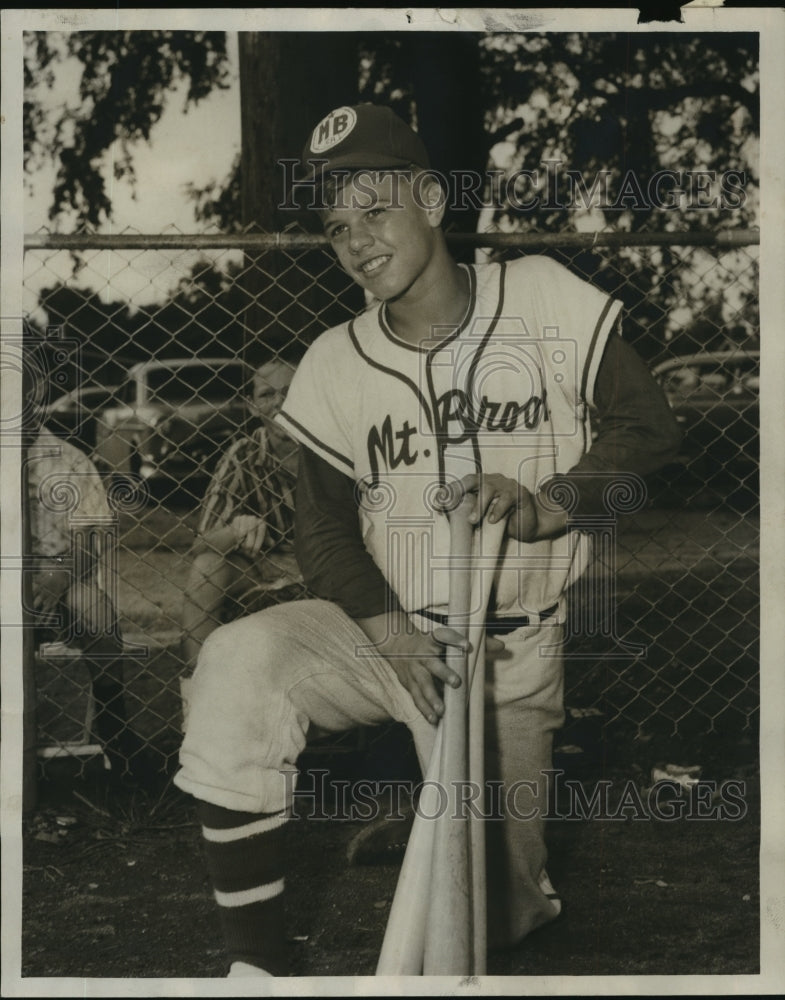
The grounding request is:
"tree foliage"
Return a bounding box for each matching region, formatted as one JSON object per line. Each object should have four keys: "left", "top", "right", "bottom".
{"left": 478, "top": 32, "right": 759, "bottom": 234}
{"left": 24, "top": 30, "right": 760, "bottom": 365}
{"left": 472, "top": 33, "right": 759, "bottom": 360}
{"left": 25, "top": 30, "right": 759, "bottom": 234}
{"left": 24, "top": 30, "right": 230, "bottom": 227}
{"left": 32, "top": 249, "right": 362, "bottom": 384}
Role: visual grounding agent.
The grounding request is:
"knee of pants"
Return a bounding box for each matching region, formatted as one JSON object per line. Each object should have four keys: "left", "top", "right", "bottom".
{"left": 178, "top": 611, "right": 311, "bottom": 812}
{"left": 188, "top": 609, "right": 319, "bottom": 730}
{"left": 194, "top": 614, "right": 286, "bottom": 691}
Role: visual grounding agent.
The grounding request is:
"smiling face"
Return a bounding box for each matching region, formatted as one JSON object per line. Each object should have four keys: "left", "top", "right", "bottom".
{"left": 320, "top": 170, "right": 446, "bottom": 304}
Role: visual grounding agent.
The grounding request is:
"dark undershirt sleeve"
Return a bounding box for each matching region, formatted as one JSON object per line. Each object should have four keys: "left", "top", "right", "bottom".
{"left": 552, "top": 333, "right": 683, "bottom": 517}
{"left": 294, "top": 445, "right": 402, "bottom": 620}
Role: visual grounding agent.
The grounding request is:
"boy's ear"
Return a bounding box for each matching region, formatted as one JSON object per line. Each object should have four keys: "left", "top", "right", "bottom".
{"left": 418, "top": 174, "right": 447, "bottom": 228}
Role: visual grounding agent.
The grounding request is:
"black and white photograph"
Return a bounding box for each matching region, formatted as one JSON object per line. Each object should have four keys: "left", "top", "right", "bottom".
{"left": 2, "top": 6, "right": 783, "bottom": 996}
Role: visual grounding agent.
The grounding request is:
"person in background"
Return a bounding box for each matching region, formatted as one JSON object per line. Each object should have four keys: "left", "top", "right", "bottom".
{"left": 179, "top": 359, "right": 301, "bottom": 675}
{"left": 27, "top": 424, "right": 150, "bottom": 780}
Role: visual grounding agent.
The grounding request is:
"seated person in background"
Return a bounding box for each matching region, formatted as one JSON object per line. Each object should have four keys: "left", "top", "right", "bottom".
{"left": 180, "top": 359, "right": 301, "bottom": 674}
{"left": 27, "top": 424, "right": 149, "bottom": 780}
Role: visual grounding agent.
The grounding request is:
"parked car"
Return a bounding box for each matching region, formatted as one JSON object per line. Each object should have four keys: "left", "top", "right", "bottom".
{"left": 93, "top": 357, "right": 252, "bottom": 485}
{"left": 42, "top": 384, "right": 120, "bottom": 452}
{"left": 650, "top": 349, "right": 759, "bottom": 503}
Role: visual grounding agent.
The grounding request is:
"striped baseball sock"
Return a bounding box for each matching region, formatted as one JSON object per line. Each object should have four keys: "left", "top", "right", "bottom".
{"left": 197, "top": 801, "right": 290, "bottom": 976}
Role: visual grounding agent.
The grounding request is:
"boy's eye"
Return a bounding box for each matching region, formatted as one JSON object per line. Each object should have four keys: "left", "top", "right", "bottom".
{"left": 366, "top": 207, "right": 384, "bottom": 220}
{"left": 326, "top": 223, "right": 347, "bottom": 240}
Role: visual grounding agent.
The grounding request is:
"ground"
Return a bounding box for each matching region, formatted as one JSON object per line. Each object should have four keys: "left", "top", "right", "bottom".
{"left": 21, "top": 725, "right": 760, "bottom": 981}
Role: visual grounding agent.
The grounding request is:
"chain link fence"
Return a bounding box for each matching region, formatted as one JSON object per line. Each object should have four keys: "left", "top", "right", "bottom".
{"left": 19, "top": 227, "right": 760, "bottom": 787}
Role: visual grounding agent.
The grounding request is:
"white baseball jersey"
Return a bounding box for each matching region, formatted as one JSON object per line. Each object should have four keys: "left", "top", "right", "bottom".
{"left": 278, "top": 254, "right": 622, "bottom": 617}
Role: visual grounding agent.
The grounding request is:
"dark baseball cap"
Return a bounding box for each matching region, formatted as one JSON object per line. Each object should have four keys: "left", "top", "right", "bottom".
{"left": 300, "top": 104, "right": 431, "bottom": 182}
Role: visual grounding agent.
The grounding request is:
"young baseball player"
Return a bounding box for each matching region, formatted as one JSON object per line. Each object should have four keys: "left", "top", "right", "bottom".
{"left": 180, "top": 359, "right": 301, "bottom": 674}
{"left": 175, "top": 103, "right": 681, "bottom": 977}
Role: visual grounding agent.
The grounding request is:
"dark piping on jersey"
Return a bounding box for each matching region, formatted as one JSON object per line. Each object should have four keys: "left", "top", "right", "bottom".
{"left": 425, "top": 262, "right": 508, "bottom": 487}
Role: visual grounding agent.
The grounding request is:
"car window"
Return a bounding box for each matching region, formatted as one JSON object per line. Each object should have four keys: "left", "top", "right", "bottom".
{"left": 146, "top": 364, "right": 246, "bottom": 405}
{"left": 704, "top": 361, "right": 759, "bottom": 398}
{"left": 83, "top": 389, "right": 113, "bottom": 409}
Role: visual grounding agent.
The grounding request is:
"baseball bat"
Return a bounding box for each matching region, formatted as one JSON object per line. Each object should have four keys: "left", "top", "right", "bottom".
{"left": 376, "top": 498, "right": 505, "bottom": 975}
{"left": 428, "top": 514, "right": 505, "bottom": 975}
{"left": 375, "top": 722, "right": 445, "bottom": 974}
{"left": 466, "top": 517, "right": 506, "bottom": 975}
{"left": 422, "top": 489, "right": 475, "bottom": 974}
{"left": 374, "top": 641, "right": 488, "bottom": 975}
{"left": 376, "top": 486, "right": 474, "bottom": 975}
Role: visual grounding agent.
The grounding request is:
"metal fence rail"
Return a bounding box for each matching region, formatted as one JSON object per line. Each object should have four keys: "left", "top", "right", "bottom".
{"left": 20, "top": 227, "right": 760, "bottom": 782}
{"left": 24, "top": 228, "right": 759, "bottom": 251}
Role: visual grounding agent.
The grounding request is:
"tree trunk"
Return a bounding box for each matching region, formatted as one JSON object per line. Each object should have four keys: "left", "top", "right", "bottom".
{"left": 403, "top": 33, "right": 488, "bottom": 255}
{"left": 238, "top": 32, "right": 363, "bottom": 364}
{"left": 239, "top": 33, "right": 280, "bottom": 234}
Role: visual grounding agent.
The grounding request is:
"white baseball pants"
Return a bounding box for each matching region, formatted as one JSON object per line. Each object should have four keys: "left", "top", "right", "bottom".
{"left": 175, "top": 598, "right": 565, "bottom": 947}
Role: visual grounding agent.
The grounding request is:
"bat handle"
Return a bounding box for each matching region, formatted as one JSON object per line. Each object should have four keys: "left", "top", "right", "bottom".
{"left": 376, "top": 498, "right": 504, "bottom": 976}
{"left": 421, "top": 493, "right": 476, "bottom": 974}
{"left": 467, "top": 517, "right": 506, "bottom": 975}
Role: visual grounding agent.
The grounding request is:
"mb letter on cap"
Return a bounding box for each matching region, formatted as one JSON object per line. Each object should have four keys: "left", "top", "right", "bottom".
{"left": 311, "top": 107, "right": 358, "bottom": 154}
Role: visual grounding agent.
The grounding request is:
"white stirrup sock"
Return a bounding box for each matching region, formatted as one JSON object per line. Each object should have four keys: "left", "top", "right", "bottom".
{"left": 228, "top": 960, "right": 273, "bottom": 977}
